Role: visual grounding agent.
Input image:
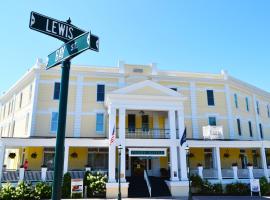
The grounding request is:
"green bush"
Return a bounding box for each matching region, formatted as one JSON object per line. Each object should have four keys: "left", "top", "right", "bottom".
{"left": 226, "top": 182, "right": 250, "bottom": 195}
{"left": 0, "top": 183, "right": 16, "bottom": 200}
{"left": 34, "top": 182, "right": 52, "bottom": 200}
{"left": 62, "top": 172, "right": 71, "bottom": 198}
{"left": 14, "top": 181, "right": 36, "bottom": 200}
{"left": 190, "top": 174, "right": 204, "bottom": 188}
{"left": 212, "top": 183, "right": 223, "bottom": 194}
{"left": 260, "top": 176, "right": 270, "bottom": 195}
{"left": 86, "top": 172, "right": 107, "bottom": 197}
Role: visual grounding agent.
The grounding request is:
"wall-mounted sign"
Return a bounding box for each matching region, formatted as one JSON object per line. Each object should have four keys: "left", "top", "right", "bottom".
{"left": 129, "top": 148, "right": 167, "bottom": 157}
{"left": 203, "top": 125, "right": 224, "bottom": 140}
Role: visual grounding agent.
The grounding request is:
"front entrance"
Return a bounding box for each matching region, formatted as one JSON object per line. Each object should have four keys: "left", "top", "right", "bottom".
{"left": 131, "top": 157, "right": 146, "bottom": 176}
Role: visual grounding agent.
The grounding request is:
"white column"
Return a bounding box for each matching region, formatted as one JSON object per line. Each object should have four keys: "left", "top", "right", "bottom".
{"left": 19, "top": 167, "right": 25, "bottom": 181}
{"left": 177, "top": 108, "right": 185, "bottom": 140}
{"left": 170, "top": 146, "right": 179, "bottom": 181}
{"left": 153, "top": 112, "right": 159, "bottom": 137}
{"left": 0, "top": 144, "right": 5, "bottom": 184}
{"left": 169, "top": 110, "right": 176, "bottom": 139}
{"left": 232, "top": 166, "right": 238, "bottom": 180}
{"left": 41, "top": 167, "right": 47, "bottom": 181}
{"left": 119, "top": 108, "right": 126, "bottom": 182}
{"left": 214, "top": 147, "right": 222, "bottom": 180}
{"left": 63, "top": 145, "right": 69, "bottom": 173}
{"left": 73, "top": 75, "right": 84, "bottom": 137}
{"left": 180, "top": 147, "right": 188, "bottom": 181}
{"left": 253, "top": 95, "right": 261, "bottom": 140}
{"left": 248, "top": 166, "right": 254, "bottom": 179}
{"left": 225, "top": 84, "right": 234, "bottom": 139}
{"left": 260, "top": 147, "right": 268, "bottom": 179}
{"left": 190, "top": 82, "right": 199, "bottom": 138}
{"left": 108, "top": 107, "right": 116, "bottom": 182}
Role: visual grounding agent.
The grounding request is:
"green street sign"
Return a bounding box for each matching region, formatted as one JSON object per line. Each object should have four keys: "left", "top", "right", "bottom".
{"left": 46, "top": 32, "right": 99, "bottom": 69}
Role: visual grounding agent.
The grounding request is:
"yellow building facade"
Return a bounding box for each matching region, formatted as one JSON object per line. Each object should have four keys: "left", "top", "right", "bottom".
{"left": 0, "top": 59, "right": 270, "bottom": 198}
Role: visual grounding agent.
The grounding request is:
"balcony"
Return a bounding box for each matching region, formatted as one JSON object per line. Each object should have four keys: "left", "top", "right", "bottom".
{"left": 117, "top": 128, "right": 170, "bottom": 139}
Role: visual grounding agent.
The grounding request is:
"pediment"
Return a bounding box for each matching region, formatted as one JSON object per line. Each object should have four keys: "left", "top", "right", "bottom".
{"left": 111, "top": 80, "right": 181, "bottom": 97}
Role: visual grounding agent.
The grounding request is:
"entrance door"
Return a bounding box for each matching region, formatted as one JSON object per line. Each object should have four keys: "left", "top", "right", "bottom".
{"left": 131, "top": 157, "right": 146, "bottom": 176}
{"left": 141, "top": 115, "right": 149, "bottom": 132}
{"left": 128, "top": 114, "right": 136, "bottom": 132}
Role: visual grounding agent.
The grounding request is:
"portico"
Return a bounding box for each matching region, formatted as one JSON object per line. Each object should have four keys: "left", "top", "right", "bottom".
{"left": 105, "top": 80, "right": 189, "bottom": 198}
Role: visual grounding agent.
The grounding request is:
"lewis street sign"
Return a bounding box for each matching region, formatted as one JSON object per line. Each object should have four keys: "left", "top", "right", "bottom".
{"left": 46, "top": 32, "right": 99, "bottom": 69}
{"left": 29, "top": 11, "right": 86, "bottom": 42}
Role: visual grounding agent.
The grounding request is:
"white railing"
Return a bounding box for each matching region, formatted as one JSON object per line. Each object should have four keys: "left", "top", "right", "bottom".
{"left": 144, "top": 170, "right": 151, "bottom": 197}
{"left": 221, "top": 169, "right": 234, "bottom": 179}
{"left": 237, "top": 169, "right": 249, "bottom": 179}
{"left": 253, "top": 169, "right": 265, "bottom": 178}
{"left": 203, "top": 169, "right": 218, "bottom": 179}
{"left": 190, "top": 169, "right": 199, "bottom": 176}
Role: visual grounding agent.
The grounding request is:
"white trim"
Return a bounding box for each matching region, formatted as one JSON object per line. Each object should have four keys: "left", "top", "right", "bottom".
{"left": 190, "top": 82, "right": 199, "bottom": 138}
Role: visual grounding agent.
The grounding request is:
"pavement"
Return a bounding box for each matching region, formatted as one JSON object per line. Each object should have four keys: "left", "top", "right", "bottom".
{"left": 62, "top": 197, "right": 270, "bottom": 200}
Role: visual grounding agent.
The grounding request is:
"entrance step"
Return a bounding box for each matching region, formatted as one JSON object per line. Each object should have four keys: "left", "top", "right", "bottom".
{"left": 127, "top": 176, "right": 150, "bottom": 198}
{"left": 149, "top": 176, "right": 171, "bottom": 197}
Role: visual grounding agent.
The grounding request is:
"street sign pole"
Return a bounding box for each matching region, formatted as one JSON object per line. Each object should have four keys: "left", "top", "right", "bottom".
{"left": 52, "top": 60, "right": 70, "bottom": 200}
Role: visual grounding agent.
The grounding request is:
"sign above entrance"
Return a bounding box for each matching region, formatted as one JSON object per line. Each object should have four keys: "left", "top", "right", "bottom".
{"left": 129, "top": 148, "right": 167, "bottom": 157}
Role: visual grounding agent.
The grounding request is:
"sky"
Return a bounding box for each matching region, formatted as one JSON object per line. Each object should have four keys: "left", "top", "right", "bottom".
{"left": 1, "top": 0, "right": 270, "bottom": 93}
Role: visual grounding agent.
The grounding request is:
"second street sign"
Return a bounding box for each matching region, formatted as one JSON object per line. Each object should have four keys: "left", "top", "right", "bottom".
{"left": 29, "top": 11, "right": 86, "bottom": 42}
{"left": 46, "top": 32, "right": 99, "bottom": 69}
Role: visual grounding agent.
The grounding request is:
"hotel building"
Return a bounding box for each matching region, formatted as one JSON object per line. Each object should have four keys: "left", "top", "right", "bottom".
{"left": 0, "top": 59, "right": 270, "bottom": 198}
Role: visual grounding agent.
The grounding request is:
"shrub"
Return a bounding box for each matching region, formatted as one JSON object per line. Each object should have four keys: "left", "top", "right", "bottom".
{"left": 0, "top": 183, "right": 16, "bottom": 200}
{"left": 86, "top": 172, "right": 107, "bottom": 197}
{"left": 34, "top": 182, "right": 52, "bottom": 200}
{"left": 212, "top": 183, "right": 223, "bottom": 194}
{"left": 14, "top": 181, "right": 35, "bottom": 200}
{"left": 62, "top": 172, "right": 71, "bottom": 198}
{"left": 226, "top": 182, "right": 250, "bottom": 195}
{"left": 260, "top": 176, "right": 270, "bottom": 195}
{"left": 190, "top": 174, "right": 203, "bottom": 188}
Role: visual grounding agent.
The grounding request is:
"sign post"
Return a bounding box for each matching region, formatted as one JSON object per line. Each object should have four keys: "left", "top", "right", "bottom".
{"left": 29, "top": 12, "right": 99, "bottom": 200}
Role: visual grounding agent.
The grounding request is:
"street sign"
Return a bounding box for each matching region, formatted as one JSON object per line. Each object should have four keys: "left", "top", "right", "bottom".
{"left": 46, "top": 32, "right": 99, "bottom": 69}
{"left": 29, "top": 11, "right": 86, "bottom": 42}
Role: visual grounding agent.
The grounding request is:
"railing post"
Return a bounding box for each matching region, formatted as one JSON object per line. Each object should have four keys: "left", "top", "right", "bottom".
{"left": 232, "top": 166, "right": 238, "bottom": 180}
{"left": 198, "top": 166, "right": 203, "bottom": 178}
{"left": 248, "top": 166, "right": 254, "bottom": 179}
{"left": 19, "top": 167, "right": 25, "bottom": 181}
{"left": 41, "top": 167, "right": 47, "bottom": 181}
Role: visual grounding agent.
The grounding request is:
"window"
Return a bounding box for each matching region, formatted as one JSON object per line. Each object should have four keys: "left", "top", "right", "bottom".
{"left": 87, "top": 148, "right": 108, "bottom": 170}
{"left": 248, "top": 121, "right": 253, "bottom": 137}
{"left": 19, "top": 93, "right": 23, "bottom": 108}
{"left": 170, "top": 88, "right": 177, "bottom": 91}
{"left": 142, "top": 115, "right": 149, "bottom": 131}
{"left": 237, "top": 119, "right": 242, "bottom": 136}
{"left": 53, "top": 82, "right": 60, "bottom": 100}
{"left": 245, "top": 97, "right": 249, "bottom": 112}
{"left": 43, "top": 148, "right": 55, "bottom": 170}
{"left": 207, "top": 90, "right": 215, "bottom": 106}
{"left": 50, "top": 112, "right": 58, "bottom": 132}
{"left": 259, "top": 123, "right": 263, "bottom": 139}
{"left": 267, "top": 105, "right": 270, "bottom": 118}
{"left": 256, "top": 101, "right": 260, "bottom": 115}
{"left": 234, "top": 94, "right": 238, "bottom": 108}
{"left": 204, "top": 149, "right": 213, "bottom": 169}
{"left": 97, "top": 84, "right": 105, "bottom": 102}
{"left": 208, "top": 117, "right": 217, "bottom": 126}
{"left": 96, "top": 113, "right": 104, "bottom": 133}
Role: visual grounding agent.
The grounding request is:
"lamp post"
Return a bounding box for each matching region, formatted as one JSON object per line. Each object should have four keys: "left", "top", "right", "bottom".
{"left": 185, "top": 145, "right": 192, "bottom": 200}
{"left": 118, "top": 145, "right": 123, "bottom": 200}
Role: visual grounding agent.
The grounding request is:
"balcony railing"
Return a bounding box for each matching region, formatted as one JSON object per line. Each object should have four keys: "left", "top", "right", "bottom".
{"left": 123, "top": 128, "right": 170, "bottom": 139}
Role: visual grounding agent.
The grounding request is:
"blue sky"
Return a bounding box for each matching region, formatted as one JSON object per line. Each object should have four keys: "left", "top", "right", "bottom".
{"left": 1, "top": 0, "right": 270, "bottom": 93}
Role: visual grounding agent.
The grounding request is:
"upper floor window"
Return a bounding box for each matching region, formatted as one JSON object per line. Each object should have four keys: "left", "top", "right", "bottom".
{"left": 267, "top": 105, "right": 270, "bottom": 118}
{"left": 248, "top": 121, "right": 253, "bottom": 137}
{"left": 245, "top": 97, "right": 249, "bottom": 112}
{"left": 50, "top": 112, "right": 58, "bottom": 133}
{"left": 234, "top": 94, "right": 238, "bottom": 108}
{"left": 96, "top": 113, "right": 104, "bottom": 133}
{"left": 207, "top": 90, "right": 215, "bottom": 106}
{"left": 170, "top": 88, "right": 177, "bottom": 91}
{"left": 19, "top": 92, "right": 23, "bottom": 108}
{"left": 53, "top": 82, "right": 60, "bottom": 100}
{"left": 208, "top": 116, "right": 217, "bottom": 126}
{"left": 237, "top": 119, "right": 242, "bottom": 136}
{"left": 97, "top": 84, "right": 105, "bottom": 102}
{"left": 256, "top": 101, "right": 260, "bottom": 115}
{"left": 259, "top": 123, "right": 263, "bottom": 139}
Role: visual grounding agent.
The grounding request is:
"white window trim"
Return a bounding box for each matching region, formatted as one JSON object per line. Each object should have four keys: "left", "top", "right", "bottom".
{"left": 95, "top": 112, "right": 105, "bottom": 134}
